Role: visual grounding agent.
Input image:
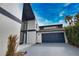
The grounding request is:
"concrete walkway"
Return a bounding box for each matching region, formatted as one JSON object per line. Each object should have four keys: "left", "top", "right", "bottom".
{"left": 25, "top": 43, "right": 79, "bottom": 56}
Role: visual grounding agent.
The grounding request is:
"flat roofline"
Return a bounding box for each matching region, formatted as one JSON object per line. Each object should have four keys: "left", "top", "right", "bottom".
{"left": 39, "top": 24, "right": 63, "bottom": 28}
{"left": 37, "top": 28, "right": 65, "bottom": 32}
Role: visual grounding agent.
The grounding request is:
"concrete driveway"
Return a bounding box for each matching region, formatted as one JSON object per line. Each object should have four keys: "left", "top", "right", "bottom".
{"left": 25, "top": 43, "right": 79, "bottom": 56}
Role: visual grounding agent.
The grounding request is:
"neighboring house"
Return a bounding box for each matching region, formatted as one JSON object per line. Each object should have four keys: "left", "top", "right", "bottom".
{"left": 0, "top": 3, "right": 67, "bottom": 56}
{"left": 37, "top": 24, "right": 67, "bottom": 43}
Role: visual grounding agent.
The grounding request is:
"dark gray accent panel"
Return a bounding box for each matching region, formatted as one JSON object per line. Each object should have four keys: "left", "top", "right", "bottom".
{"left": 22, "top": 3, "right": 35, "bottom": 22}
{"left": 42, "top": 32, "right": 65, "bottom": 43}
{"left": 0, "top": 7, "right": 22, "bottom": 24}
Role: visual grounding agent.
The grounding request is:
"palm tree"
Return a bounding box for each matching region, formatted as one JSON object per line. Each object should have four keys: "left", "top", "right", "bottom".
{"left": 65, "top": 15, "right": 73, "bottom": 26}
{"left": 74, "top": 13, "right": 79, "bottom": 26}
{"left": 74, "top": 13, "right": 79, "bottom": 22}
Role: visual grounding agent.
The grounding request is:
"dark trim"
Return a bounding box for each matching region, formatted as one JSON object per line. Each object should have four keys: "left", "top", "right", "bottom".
{"left": 21, "top": 29, "right": 36, "bottom": 32}
{"left": 0, "top": 7, "right": 22, "bottom": 24}
{"left": 38, "top": 30, "right": 65, "bottom": 32}
{"left": 27, "top": 29, "right": 36, "bottom": 32}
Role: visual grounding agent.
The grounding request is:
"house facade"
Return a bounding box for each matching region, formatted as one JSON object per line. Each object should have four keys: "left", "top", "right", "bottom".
{"left": 0, "top": 3, "right": 67, "bottom": 56}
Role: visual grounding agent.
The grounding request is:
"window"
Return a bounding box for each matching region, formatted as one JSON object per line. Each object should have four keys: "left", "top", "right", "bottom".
{"left": 19, "top": 21, "right": 27, "bottom": 45}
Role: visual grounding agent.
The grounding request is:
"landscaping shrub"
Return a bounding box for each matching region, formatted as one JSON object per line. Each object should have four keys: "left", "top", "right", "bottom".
{"left": 6, "top": 35, "right": 26, "bottom": 56}
{"left": 65, "top": 25, "right": 79, "bottom": 47}
{"left": 64, "top": 13, "right": 79, "bottom": 47}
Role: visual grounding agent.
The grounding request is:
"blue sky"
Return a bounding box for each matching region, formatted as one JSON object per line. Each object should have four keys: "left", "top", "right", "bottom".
{"left": 31, "top": 3, "right": 79, "bottom": 26}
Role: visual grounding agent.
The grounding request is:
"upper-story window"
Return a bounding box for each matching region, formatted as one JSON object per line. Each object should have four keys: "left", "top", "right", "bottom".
{"left": 44, "top": 26, "right": 58, "bottom": 29}
{"left": 40, "top": 24, "right": 62, "bottom": 30}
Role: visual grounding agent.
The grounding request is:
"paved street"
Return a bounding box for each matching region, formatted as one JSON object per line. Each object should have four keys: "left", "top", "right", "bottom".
{"left": 24, "top": 43, "right": 79, "bottom": 56}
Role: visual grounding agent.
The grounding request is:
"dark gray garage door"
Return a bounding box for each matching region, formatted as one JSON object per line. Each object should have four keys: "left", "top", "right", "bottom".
{"left": 42, "top": 32, "right": 65, "bottom": 43}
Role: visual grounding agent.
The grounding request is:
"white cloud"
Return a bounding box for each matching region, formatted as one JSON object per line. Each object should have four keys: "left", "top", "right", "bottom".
{"left": 59, "top": 11, "right": 64, "bottom": 17}
{"left": 59, "top": 3, "right": 71, "bottom": 17}
{"left": 64, "top": 3, "right": 71, "bottom": 7}
{"left": 35, "top": 13, "right": 68, "bottom": 27}
{"left": 58, "top": 19, "right": 68, "bottom": 27}
{"left": 35, "top": 14, "right": 46, "bottom": 26}
{"left": 45, "top": 19, "right": 49, "bottom": 23}
{"left": 59, "top": 20, "right": 65, "bottom": 23}
{"left": 35, "top": 13, "right": 53, "bottom": 26}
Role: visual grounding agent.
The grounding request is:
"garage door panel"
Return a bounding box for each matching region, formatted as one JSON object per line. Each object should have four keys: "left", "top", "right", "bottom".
{"left": 42, "top": 33, "right": 65, "bottom": 43}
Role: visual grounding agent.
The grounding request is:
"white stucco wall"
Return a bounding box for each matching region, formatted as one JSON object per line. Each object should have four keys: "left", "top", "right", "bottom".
{"left": 0, "top": 14, "right": 21, "bottom": 56}
{"left": 27, "top": 20, "right": 36, "bottom": 30}
{"left": 36, "top": 32, "right": 42, "bottom": 43}
{"left": 27, "top": 19, "right": 39, "bottom": 30}
{"left": 0, "top": 3, "right": 23, "bottom": 20}
{"left": 27, "top": 20, "right": 37, "bottom": 44}
{"left": 27, "top": 31, "right": 36, "bottom": 44}
{"left": 0, "top": 3, "right": 23, "bottom": 56}
{"left": 64, "top": 32, "right": 68, "bottom": 43}
{"left": 17, "top": 20, "right": 38, "bottom": 52}
{"left": 35, "top": 20, "right": 39, "bottom": 31}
